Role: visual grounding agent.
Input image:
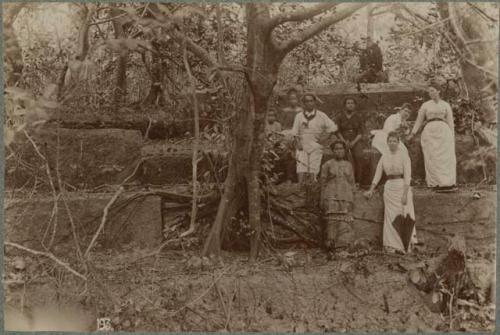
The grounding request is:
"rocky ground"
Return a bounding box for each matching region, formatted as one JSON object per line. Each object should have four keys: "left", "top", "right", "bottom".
{"left": 4, "top": 241, "right": 495, "bottom": 332}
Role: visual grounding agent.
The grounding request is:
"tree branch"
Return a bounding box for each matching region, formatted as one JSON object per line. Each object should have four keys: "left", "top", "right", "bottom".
{"left": 5, "top": 242, "right": 87, "bottom": 281}
{"left": 398, "top": 3, "right": 431, "bottom": 24}
{"left": 84, "top": 186, "right": 124, "bottom": 259}
{"left": 467, "top": 2, "right": 498, "bottom": 22}
{"left": 278, "top": 3, "right": 367, "bottom": 54}
{"left": 170, "top": 30, "right": 217, "bottom": 68}
{"left": 89, "top": 13, "right": 129, "bottom": 26}
{"left": 397, "top": 17, "right": 451, "bottom": 38}
{"left": 180, "top": 36, "right": 201, "bottom": 239}
{"left": 266, "top": 3, "right": 338, "bottom": 30}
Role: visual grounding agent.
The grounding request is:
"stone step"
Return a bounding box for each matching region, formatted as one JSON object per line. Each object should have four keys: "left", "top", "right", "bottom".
{"left": 5, "top": 187, "right": 495, "bottom": 253}
{"left": 5, "top": 125, "right": 492, "bottom": 190}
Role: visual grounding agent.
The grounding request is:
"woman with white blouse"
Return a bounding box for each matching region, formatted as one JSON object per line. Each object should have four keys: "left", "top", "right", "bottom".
{"left": 364, "top": 132, "right": 417, "bottom": 254}
{"left": 371, "top": 103, "right": 411, "bottom": 157}
{"left": 407, "top": 84, "right": 457, "bottom": 190}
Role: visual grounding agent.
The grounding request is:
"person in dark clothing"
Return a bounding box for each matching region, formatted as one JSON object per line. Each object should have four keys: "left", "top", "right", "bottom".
{"left": 358, "top": 38, "right": 384, "bottom": 83}
{"left": 335, "top": 97, "right": 366, "bottom": 186}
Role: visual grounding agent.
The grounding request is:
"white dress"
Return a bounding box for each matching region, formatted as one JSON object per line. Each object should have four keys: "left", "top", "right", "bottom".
{"left": 372, "top": 149, "right": 417, "bottom": 252}
{"left": 412, "top": 99, "right": 456, "bottom": 187}
{"left": 371, "top": 113, "right": 409, "bottom": 157}
{"left": 290, "top": 110, "right": 338, "bottom": 175}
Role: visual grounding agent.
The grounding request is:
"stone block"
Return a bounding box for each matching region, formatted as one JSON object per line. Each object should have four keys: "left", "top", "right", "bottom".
{"left": 5, "top": 193, "right": 163, "bottom": 250}
{"left": 274, "top": 184, "right": 496, "bottom": 252}
{"left": 6, "top": 127, "right": 143, "bottom": 189}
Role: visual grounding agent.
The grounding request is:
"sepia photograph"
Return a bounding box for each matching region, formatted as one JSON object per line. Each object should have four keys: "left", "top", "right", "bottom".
{"left": 3, "top": 1, "right": 498, "bottom": 332}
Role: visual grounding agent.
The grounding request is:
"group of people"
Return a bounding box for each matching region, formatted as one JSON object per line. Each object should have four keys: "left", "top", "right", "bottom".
{"left": 266, "top": 83, "right": 457, "bottom": 254}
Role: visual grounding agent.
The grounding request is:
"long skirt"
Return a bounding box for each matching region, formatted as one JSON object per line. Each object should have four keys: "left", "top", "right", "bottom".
{"left": 324, "top": 201, "right": 354, "bottom": 249}
{"left": 296, "top": 147, "right": 323, "bottom": 175}
{"left": 383, "top": 179, "right": 417, "bottom": 253}
{"left": 421, "top": 121, "right": 456, "bottom": 187}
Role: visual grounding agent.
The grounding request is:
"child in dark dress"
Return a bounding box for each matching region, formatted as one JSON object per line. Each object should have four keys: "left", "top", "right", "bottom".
{"left": 320, "top": 141, "right": 356, "bottom": 252}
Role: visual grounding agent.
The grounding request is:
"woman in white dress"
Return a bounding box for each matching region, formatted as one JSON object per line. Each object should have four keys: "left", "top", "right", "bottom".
{"left": 371, "top": 103, "right": 411, "bottom": 157}
{"left": 364, "top": 132, "right": 417, "bottom": 254}
{"left": 407, "top": 84, "right": 456, "bottom": 190}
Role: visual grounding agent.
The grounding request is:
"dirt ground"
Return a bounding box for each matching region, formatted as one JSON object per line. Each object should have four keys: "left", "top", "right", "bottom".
{"left": 4, "top": 243, "right": 495, "bottom": 333}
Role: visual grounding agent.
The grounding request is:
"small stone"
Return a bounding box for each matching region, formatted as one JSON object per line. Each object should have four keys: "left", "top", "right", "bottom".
{"left": 467, "top": 260, "right": 495, "bottom": 294}
{"left": 13, "top": 257, "right": 26, "bottom": 271}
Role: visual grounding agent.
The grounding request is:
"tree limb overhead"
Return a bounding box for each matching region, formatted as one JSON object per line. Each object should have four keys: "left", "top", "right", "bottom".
{"left": 278, "top": 3, "right": 367, "bottom": 54}
{"left": 266, "top": 3, "right": 338, "bottom": 31}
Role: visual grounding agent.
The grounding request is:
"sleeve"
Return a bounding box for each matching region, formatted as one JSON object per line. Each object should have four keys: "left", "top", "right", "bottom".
{"left": 290, "top": 113, "right": 300, "bottom": 136}
{"left": 403, "top": 153, "right": 412, "bottom": 186}
{"left": 371, "top": 157, "right": 384, "bottom": 186}
{"left": 384, "top": 114, "right": 399, "bottom": 132}
{"left": 445, "top": 102, "right": 455, "bottom": 134}
{"left": 411, "top": 104, "right": 426, "bottom": 134}
{"left": 323, "top": 113, "right": 338, "bottom": 133}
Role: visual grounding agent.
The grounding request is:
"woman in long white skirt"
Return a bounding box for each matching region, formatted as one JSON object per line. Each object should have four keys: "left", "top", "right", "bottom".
{"left": 408, "top": 84, "right": 456, "bottom": 190}
{"left": 364, "top": 131, "right": 417, "bottom": 253}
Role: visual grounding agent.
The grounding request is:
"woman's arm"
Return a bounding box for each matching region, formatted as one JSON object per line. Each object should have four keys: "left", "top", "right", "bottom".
{"left": 369, "top": 159, "right": 383, "bottom": 191}
{"left": 410, "top": 105, "right": 426, "bottom": 136}
{"left": 402, "top": 153, "right": 411, "bottom": 205}
{"left": 445, "top": 102, "right": 455, "bottom": 134}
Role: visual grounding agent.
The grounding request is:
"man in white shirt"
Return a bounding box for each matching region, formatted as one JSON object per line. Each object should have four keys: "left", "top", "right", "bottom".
{"left": 290, "top": 93, "right": 338, "bottom": 183}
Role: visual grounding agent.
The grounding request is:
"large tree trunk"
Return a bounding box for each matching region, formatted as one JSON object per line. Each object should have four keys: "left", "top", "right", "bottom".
{"left": 438, "top": 3, "right": 498, "bottom": 126}
{"left": 58, "top": 4, "right": 96, "bottom": 100}
{"left": 112, "top": 5, "right": 128, "bottom": 106}
{"left": 202, "top": 4, "right": 281, "bottom": 259}
{"left": 4, "top": 3, "right": 26, "bottom": 87}
{"left": 202, "top": 3, "right": 367, "bottom": 259}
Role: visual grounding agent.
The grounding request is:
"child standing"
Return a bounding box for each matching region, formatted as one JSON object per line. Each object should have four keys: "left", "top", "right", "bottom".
{"left": 320, "top": 141, "right": 355, "bottom": 252}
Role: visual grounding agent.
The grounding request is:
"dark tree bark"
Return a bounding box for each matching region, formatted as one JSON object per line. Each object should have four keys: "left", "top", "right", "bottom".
{"left": 4, "top": 3, "right": 27, "bottom": 86}
{"left": 142, "top": 3, "right": 366, "bottom": 259}
{"left": 202, "top": 3, "right": 367, "bottom": 260}
{"left": 111, "top": 5, "right": 128, "bottom": 106}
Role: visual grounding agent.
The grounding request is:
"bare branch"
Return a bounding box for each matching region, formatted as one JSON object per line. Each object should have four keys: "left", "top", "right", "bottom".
{"left": 370, "top": 3, "right": 393, "bottom": 15}
{"left": 266, "top": 3, "right": 337, "bottom": 30}
{"left": 170, "top": 30, "right": 217, "bottom": 68}
{"left": 467, "top": 2, "right": 498, "bottom": 22}
{"left": 5, "top": 242, "right": 87, "bottom": 281}
{"left": 180, "top": 36, "right": 201, "bottom": 239}
{"left": 371, "top": 8, "right": 394, "bottom": 17}
{"left": 398, "top": 3, "right": 431, "bottom": 24}
{"left": 279, "top": 3, "right": 367, "bottom": 54}
{"left": 89, "top": 13, "right": 129, "bottom": 26}
{"left": 397, "top": 17, "right": 451, "bottom": 38}
{"left": 84, "top": 186, "right": 124, "bottom": 259}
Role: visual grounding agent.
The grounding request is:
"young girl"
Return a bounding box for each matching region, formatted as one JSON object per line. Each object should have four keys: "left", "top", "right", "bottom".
{"left": 320, "top": 141, "right": 355, "bottom": 251}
